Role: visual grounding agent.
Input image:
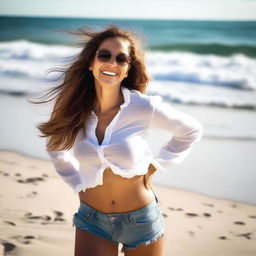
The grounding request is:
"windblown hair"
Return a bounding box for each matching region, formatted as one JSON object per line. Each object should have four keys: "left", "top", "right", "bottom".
{"left": 33, "top": 25, "right": 150, "bottom": 151}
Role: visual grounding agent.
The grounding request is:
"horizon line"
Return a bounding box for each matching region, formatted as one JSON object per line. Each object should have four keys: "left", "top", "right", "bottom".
{"left": 1, "top": 14, "right": 256, "bottom": 22}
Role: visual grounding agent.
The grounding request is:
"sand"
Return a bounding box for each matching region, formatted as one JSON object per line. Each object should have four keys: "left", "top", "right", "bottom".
{"left": 0, "top": 151, "right": 256, "bottom": 256}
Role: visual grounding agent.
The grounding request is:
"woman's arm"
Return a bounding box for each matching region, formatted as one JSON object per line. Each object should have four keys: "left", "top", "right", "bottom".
{"left": 149, "top": 95, "right": 203, "bottom": 171}
{"left": 46, "top": 137, "right": 82, "bottom": 192}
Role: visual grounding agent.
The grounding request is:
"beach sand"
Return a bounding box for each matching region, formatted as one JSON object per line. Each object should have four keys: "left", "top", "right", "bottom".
{"left": 0, "top": 151, "right": 255, "bottom": 256}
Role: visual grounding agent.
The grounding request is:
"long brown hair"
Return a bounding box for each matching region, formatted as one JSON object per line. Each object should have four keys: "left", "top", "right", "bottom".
{"left": 33, "top": 25, "right": 150, "bottom": 151}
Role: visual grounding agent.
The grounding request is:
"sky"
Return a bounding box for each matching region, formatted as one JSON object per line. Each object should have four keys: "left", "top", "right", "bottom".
{"left": 1, "top": 0, "right": 256, "bottom": 20}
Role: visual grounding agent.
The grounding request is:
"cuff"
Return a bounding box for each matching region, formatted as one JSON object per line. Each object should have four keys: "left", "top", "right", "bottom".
{"left": 153, "top": 147, "right": 192, "bottom": 170}
{"left": 151, "top": 159, "right": 167, "bottom": 173}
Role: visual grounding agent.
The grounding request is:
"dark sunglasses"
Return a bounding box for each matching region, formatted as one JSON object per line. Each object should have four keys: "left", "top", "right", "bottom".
{"left": 96, "top": 49, "right": 131, "bottom": 66}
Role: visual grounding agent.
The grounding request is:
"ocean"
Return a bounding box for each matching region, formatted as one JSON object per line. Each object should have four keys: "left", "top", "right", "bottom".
{"left": 1, "top": 16, "right": 256, "bottom": 108}
{"left": 0, "top": 16, "right": 256, "bottom": 204}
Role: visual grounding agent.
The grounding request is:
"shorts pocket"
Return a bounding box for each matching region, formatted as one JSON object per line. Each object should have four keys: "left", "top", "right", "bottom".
{"left": 72, "top": 210, "right": 93, "bottom": 228}
{"left": 73, "top": 207, "right": 93, "bottom": 224}
{"left": 128, "top": 207, "right": 160, "bottom": 225}
{"left": 75, "top": 210, "right": 92, "bottom": 220}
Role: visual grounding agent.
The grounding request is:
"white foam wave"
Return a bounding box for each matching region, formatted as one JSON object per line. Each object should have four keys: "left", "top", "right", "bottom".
{"left": 0, "top": 40, "right": 256, "bottom": 109}
{"left": 146, "top": 52, "right": 256, "bottom": 91}
{"left": 0, "top": 40, "right": 76, "bottom": 61}
{"left": 0, "top": 40, "right": 76, "bottom": 83}
{"left": 148, "top": 81, "right": 256, "bottom": 109}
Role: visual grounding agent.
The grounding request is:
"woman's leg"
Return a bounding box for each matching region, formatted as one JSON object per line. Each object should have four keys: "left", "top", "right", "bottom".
{"left": 123, "top": 235, "right": 165, "bottom": 256}
{"left": 74, "top": 228, "right": 119, "bottom": 256}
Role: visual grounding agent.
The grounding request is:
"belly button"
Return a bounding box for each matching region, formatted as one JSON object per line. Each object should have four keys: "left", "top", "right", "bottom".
{"left": 111, "top": 200, "right": 116, "bottom": 205}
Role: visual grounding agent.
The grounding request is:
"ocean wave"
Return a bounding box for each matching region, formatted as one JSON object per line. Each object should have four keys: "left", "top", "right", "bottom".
{"left": 0, "top": 40, "right": 76, "bottom": 61}
{"left": 148, "top": 80, "right": 256, "bottom": 110}
{"left": 150, "top": 43, "right": 256, "bottom": 57}
{"left": 0, "top": 40, "right": 76, "bottom": 81}
{"left": 147, "top": 51, "right": 256, "bottom": 91}
{"left": 1, "top": 40, "right": 256, "bottom": 109}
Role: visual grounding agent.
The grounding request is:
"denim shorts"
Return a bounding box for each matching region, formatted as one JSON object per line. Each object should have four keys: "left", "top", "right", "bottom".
{"left": 72, "top": 194, "right": 164, "bottom": 251}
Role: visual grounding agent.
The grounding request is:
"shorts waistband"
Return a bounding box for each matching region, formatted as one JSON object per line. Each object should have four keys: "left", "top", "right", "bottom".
{"left": 78, "top": 193, "right": 159, "bottom": 218}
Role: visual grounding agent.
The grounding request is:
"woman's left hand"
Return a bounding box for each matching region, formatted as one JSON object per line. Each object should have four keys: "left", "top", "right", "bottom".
{"left": 143, "top": 163, "right": 157, "bottom": 190}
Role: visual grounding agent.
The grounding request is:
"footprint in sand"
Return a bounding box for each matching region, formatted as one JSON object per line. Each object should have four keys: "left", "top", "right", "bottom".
{"left": 168, "top": 207, "right": 183, "bottom": 211}
{"left": 235, "top": 232, "right": 251, "bottom": 240}
{"left": 0, "top": 172, "right": 9, "bottom": 176}
{"left": 53, "top": 210, "right": 64, "bottom": 217}
{"left": 234, "top": 221, "right": 245, "bottom": 225}
{"left": 185, "top": 212, "right": 211, "bottom": 218}
{"left": 10, "top": 235, "right": 35, "bottom": 245}
{"left": 24, "top": 212, "right": 52, "bottom": 224}
{"left": 1, "top": 241, "right": 16, "bottom": 252}
{"left": 218, "top": 236, "right": 228, "bottom": 240}
{"left": 185, "top": 213, "right": 198, "bottom": 217}
{"left": 162, "top": 213, "right": 168, "bottom": 218}
{"left": 3, "top": 221, "right": 16, "bottom": 226}
{"left": 53, "top": 210, "right": 66, "bottom": 221}
{"left": 17, "top": 176, "right": 45, "bottom": 185}
{"left": 23, "top": 210, "right": 66, "bottom": 224}
{"left": 229, "top": 231, "right": 252, "bottom": 240}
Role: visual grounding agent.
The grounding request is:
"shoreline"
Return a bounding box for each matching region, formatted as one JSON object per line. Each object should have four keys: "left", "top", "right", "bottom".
{"left": 0, "top": 151, "right": 256, "bottom": 255}
{"left": 1, "top": 146, "right": 256, "bottom": 207}
{"left": 1, "top": 147, "right": 256, "bottom": 207}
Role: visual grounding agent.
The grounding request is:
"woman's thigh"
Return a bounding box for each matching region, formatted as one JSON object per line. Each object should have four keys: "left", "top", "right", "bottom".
{"left": 123, "top": 235, "right": 165, "bottom": 256}
{"left": 74, "top": 228, "right": 119, "bottom": 256}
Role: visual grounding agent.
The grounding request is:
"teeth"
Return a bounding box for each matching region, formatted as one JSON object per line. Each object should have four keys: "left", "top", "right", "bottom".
{"left": 102, "top": 71, "right": 117, "bottom": 76}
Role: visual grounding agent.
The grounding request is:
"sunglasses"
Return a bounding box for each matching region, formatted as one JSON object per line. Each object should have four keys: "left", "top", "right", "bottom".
{"left": 96, "top": 49, "right": 131, "bottom": 66}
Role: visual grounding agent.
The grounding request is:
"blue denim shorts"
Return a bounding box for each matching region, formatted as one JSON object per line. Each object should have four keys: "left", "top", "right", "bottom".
{"left": 72, "top": 194, "right": 164, "bottom": 251}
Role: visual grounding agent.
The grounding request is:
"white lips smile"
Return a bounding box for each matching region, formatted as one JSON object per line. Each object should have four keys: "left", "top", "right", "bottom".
{"left": 101, "top": 70, "right": 118, "bottom": 76}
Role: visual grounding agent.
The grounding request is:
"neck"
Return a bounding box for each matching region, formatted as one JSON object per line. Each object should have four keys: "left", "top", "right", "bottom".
{"left": 94, "top": 85, "right": 124, "bottom": 115}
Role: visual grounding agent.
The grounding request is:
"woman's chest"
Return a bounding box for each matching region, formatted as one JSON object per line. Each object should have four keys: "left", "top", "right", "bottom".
{"left": 95, "top": 110, "right": 120, "bottom": 145}
{"left": 74, "top": 110, "right": 150, "bottom": 160}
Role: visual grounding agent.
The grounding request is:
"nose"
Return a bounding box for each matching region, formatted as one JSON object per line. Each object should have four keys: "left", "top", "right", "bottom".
{"left": 107, "top": 56, "right": 118, "bottom": 66}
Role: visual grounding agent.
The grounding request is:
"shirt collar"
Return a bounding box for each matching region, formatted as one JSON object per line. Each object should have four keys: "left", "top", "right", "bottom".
{"left": 120, "top": 86, "right": 130, "bottom": 110}
{"left": 91, "top": 86, "right": 130, "bottom": 117}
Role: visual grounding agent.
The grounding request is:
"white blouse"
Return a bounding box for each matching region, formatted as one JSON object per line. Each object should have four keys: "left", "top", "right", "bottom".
{"left": 46, "top": 86, "right": 203, "bottom": 193}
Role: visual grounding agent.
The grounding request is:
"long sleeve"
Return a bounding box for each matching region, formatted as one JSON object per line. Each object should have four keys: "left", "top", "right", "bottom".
{"left": 149, "top": 95, "right": 203, "bottom": 172}
{"left": 46, "top": 137, "right": 82, "bottom": 192}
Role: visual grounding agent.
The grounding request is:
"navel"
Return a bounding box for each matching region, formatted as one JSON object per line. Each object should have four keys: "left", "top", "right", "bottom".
{"left": 111, "top": 200, "right": 116, "bottom": 205}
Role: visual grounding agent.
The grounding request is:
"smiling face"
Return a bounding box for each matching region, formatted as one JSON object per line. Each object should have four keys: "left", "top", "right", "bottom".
{"left": 89, "top": 37, "right": 131, "bottom": 89}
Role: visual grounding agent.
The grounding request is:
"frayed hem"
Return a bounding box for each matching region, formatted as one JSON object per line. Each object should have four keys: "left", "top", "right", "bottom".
{"left": 121, "top": 231, "right": 165, "bottom": 253}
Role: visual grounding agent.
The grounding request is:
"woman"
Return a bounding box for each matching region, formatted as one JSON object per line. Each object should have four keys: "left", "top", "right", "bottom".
{"left": 37, "top": 25, "right": 203, "bottom": 256}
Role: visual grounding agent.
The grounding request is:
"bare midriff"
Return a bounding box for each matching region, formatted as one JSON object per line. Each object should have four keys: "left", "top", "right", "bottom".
{"left": 78, "top": 166, "right": 156, "bottom": 214}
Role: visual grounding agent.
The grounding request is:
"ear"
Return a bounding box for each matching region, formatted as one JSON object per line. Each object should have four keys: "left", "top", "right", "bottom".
{"left": 89, "top": 65, "right": 92, "bottom": 71}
